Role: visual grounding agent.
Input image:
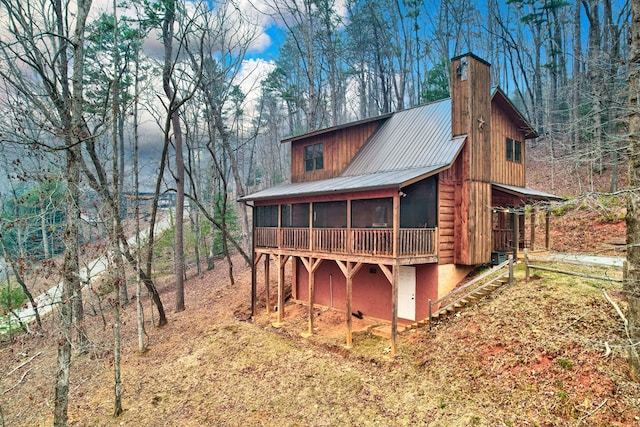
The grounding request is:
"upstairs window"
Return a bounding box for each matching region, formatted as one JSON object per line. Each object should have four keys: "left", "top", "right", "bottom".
{"left": 506, "top": 138, "right": 522, "bottom": 163}
{"left": 304, "top": 143, "right": 324, "bottom": 172}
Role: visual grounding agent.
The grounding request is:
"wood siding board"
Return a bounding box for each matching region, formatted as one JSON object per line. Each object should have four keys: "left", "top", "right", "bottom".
{"left": 491, "top": 102, "right": 527, "bottom": 187}
{"left": 290, "top": 122, "right": 380, "bottom": 183}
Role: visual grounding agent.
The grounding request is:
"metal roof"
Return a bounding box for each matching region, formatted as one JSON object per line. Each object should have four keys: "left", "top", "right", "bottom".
{"left": 241, "top": 100, "right": 466, "bottom": 202}
{"left": 492, "top": 183, "right": 564, "bottom": 201}
{"left": 242, "top": 165, "right": 449, "bottom": 202}
{"left": 342, "top": 100, "right": 457, "bottom": 175}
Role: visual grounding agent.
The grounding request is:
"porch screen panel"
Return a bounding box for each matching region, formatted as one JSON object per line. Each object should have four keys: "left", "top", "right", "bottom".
{"left": 351, "top": 198, "right": 393, "bottom": 228}
{"left": 255, "top": 205, "right": 278, "bottom": 227}
{"left": 313, "top": 201, "right": 347, "bottom": 228}
{"left": 281, "top": 203, "right": 310, "bottom": 227}
{"left": 400, "top": 177, "right": 437, "bottom": 228}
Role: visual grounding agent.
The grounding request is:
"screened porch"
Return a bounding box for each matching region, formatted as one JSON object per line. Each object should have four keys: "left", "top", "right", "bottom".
{"left": 254, "top": 183, "right": 438, "bottom": 259}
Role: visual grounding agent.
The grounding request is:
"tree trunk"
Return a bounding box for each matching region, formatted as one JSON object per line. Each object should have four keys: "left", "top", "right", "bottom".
{"left": 162, "top": 0, "right": 185, "bottom": 312}
{"left": 133, "top": 36, "right": 147, "bottom": 352}
{"left": 626, "top": 0, "right": 640, "bottom": 381}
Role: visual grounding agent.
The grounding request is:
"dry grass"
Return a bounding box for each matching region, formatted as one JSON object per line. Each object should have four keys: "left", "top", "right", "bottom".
{"left": 0, "top": 256, "right": 639, "bottom": 427}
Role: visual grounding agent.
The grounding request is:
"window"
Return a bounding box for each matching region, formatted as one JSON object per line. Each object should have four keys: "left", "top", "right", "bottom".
{"left": 506, "top": 138, "right": 522, "bottom": 163}
{"left": 304, "top": 143, "right": 324, "bottom": 172}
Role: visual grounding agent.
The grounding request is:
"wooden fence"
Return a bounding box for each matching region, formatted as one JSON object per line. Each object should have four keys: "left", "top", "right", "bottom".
{"left": 524, "top": 251, "right": 625, "bottom": 283}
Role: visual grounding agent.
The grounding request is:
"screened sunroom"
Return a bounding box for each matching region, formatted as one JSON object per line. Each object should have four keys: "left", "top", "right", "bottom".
{"left": 252, "top": 177, "right": 439, "bottom": 260}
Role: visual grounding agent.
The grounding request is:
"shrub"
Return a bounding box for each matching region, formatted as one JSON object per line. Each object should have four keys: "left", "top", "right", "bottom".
{"left": 0, "top": 284, "right": 27, "bottom": 314}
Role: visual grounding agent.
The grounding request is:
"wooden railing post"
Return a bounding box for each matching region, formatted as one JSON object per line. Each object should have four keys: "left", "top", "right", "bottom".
{"left": 508, "top": 254, "right": 514, "bottom": 285}
{"left": 428, "top": 299, "right": 432, "bottom": 331}
{"left": 524, "top": 249, "right": 529, "bottom": 281}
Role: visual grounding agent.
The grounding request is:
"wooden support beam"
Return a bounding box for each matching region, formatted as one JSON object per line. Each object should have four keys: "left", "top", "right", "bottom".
{"left": 529, "top": 206, "right": 536, "bottom": 250}
{"left": 393, "top": 195, "right": 400, "bottom": 257}
{"left": 251, "top": 252, "right": 257, "bottom": 317}
{"left": 513, "top": 211, "right": 519, "bottom": 258}
{"left": 264, "top": 254, "right": 271, "bottom": 313}
{"left": 276, "top": 255, "right": 291, "bottom": 325}
{"left": 377, "top": 263, "right": 393, "bottom": 284}
{"left": 301, "top": 257, "right": 323, "bottom": 336}
{"left": 376, "top": 262, "right": 397, "bottom": 356}
{"left": 335, "top": 260, "right": 363, "bottom": 347}
{"left": 391, "top": 265, "right": 399, "bottom": 357}
{"left": 545, "top": 209, "right": 551, "bottom": 250}
{"left": 254, "top": 252, "right": 263, "bottom": 266}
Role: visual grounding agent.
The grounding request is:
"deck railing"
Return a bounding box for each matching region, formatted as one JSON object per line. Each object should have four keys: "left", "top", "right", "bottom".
{"left": 492, "top": 229, "right": 512, "bottom": 251}
{"left": 281, "top": 228, "right": 309, "bottom": 249}
{"left": 492, "top": 229, "right": 529, "bottom": 251}
{"left": 255, "top": 227, "right": 279, "bottom": 248}
{"left": 399, "top": 228, "right": 436, "bottom": 256}
{"left": 255, "top": 226, "right": 437, "bottom": 257}
{"left": 314, "top": 228, "right": 348, "bottom": 253}
{"left": 352, "top": 228, "right": 393, "bottom": 255}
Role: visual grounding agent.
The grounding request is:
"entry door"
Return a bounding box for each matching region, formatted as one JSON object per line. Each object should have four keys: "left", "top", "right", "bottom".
{"left": 398, "top": 266, "right": 416, "bottom": 321}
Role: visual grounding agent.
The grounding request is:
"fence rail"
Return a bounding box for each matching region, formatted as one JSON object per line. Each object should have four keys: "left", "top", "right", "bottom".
{"left": 524, "top": 251, "right": 625, "bottom": 283}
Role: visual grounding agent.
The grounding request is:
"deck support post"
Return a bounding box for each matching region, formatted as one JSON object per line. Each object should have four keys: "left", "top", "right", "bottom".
{"left": 301, "top": 257, "right": 323, "bottom": 336}
{"left": 336, "top": 260, "right": 363, "bottom": 348}
{"left": 545, "top": 209, "right": 551, "bottom": 250}
{"left": 529, "top": 205, "right": 536, "bottom": 251}
{"left": 264, "top": 254, "right": 271, "bottom": 313}
{"left": 377, "top": 263, "right": 397, "bottom": 357}
{"left": 275, "top": 255, "right": 290, "bottom": 325}
{"left": 513, "top": 210, "right": 520, "bottom": 259}
{"left": 391, "top": 264, "right": 399, "bottom": 357}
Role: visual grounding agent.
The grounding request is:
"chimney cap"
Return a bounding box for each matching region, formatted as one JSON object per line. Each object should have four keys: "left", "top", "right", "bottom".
{"left": 451, "top": 52, "right": 491, "bottom": 67}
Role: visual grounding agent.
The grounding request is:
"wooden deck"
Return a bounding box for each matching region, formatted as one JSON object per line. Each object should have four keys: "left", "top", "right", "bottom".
{"left": 255, "top": 226, "right": 437, "bottom": 259}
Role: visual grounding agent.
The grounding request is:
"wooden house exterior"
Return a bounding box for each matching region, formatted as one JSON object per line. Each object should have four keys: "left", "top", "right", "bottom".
{"left": 242, "top": 53, "right": 561, "bottom": 354}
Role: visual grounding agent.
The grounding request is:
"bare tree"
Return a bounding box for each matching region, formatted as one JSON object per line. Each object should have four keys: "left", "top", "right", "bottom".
{"left": 0, "top": 0, "right": 95, "bottom": 423}
{"left": 626, "top": 0, "right": 640, "bottom": 381}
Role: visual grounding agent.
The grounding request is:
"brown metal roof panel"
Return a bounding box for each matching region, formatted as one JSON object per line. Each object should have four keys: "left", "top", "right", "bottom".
{"left": 492, "top": 183, "right": 564, "bottom": 201}
{"left": 342, "top": 100, "right": 455, "bottom": 176}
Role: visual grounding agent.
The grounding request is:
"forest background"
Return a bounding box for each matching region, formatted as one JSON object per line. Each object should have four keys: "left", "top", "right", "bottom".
{"left": 0, "top": 0, "right": 633, "bottom": 425}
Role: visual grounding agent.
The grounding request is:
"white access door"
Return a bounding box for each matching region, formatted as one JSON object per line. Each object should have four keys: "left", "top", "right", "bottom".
{"left": 397, "top": 266, "right": 416, "bottom": 321}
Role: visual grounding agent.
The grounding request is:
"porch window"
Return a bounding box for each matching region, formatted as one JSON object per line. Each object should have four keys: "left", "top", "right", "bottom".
{"left": 400, "top": 177, "right": 438, "bottom": 228}
{"left": 255, "top": 205, "right": 278, "bottom": 227}
{"left": 506, "top": 138, "right": 522, "bottom": 163}
{"left": 313, "top": 201, "right": 346, "bottom": 228}
{"left": 304, "top": 143, "right": 324, "bottom": 172}
{"left": 351, "top": 198, "right": 392, "bottom": 228}
{"left": 282, "top": 203, "right": 310, "bottom": 227}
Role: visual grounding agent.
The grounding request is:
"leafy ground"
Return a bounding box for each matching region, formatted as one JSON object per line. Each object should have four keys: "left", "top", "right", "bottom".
{"left": 1, "top": 230, "right": 639, "bottom": 426}
{"left": 1, "top": 151, "right": 638, "bottom": 426}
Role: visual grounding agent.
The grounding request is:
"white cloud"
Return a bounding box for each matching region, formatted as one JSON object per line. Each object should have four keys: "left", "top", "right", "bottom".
{"left": 235, "top": 58, "right": 276, "bottom": 129}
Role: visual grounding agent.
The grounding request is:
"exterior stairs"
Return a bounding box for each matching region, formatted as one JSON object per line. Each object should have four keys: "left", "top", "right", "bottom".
{"left": 405, "top": 258, "right": 514, "bottom": 332}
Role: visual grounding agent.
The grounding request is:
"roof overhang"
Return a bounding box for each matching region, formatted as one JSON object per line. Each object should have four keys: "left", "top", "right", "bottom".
{"left": 241, "top": 164, "right": 452, "bottom": 203}
{"left": 492, "top": 183, "right": 564, "bottom": 203}
{"left": 491, "top": 87, "right": 538, "bottom": 139}
{"left": 281, "top": 113, "right": 393, "bottom": 144}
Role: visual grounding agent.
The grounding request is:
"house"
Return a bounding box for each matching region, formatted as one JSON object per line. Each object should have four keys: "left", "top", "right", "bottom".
{"left": 241, "top": 53, "right": 561, "bottom": 353}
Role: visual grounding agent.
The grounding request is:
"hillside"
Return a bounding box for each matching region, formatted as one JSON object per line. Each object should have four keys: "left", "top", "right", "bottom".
{"left": 1, "top": 247, "right": 639, "bottom": 426}
{"left": 0, "top": 142, "right": 637, "bottom": 426}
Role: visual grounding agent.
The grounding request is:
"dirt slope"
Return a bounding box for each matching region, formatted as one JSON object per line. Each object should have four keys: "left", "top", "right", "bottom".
{"left": 1, "top": 250, "right": 639, "bottom": 426}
